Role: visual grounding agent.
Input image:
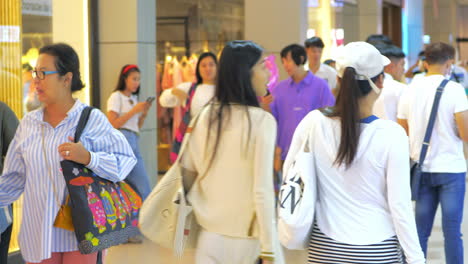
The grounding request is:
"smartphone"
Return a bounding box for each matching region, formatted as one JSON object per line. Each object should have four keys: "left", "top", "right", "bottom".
{"left": 146, "top": 96, "right": 156, "bottom": 103}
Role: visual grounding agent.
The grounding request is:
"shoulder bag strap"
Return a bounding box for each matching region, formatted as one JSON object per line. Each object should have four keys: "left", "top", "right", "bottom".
{"left": 74, "top": 106, "right": 94, "bottom": 143}
{"left": 418, "top": 79, "right": 449, "bottom": 166}
{"left": 173, "top": 103, "right": 209, "bottom": 165}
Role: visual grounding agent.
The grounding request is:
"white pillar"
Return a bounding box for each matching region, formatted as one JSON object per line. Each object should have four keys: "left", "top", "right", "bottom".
{"left": 52, "top": 0, "right": 91, "bottom": 104}
{"left": 402, "top": 0, "right": 424, "bottom": 68}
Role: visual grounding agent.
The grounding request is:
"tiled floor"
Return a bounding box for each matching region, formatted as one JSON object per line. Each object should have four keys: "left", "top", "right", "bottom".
{"left": 106, "top": 185, "right": 466, "bottom": 264}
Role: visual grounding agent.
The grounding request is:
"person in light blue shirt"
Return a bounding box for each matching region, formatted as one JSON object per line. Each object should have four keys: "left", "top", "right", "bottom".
{"left": 0, "top": 101, "right": 19, "bottom": 263}
{"left": 0, "top": 43, "right": 136, "bottom": 264}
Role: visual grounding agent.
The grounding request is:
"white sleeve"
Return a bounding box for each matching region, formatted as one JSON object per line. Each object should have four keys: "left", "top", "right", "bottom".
{"left": 397, "top": 89, "right": 409, "bottom": 120}
{"left": 451, "top": 83, "right": 468, "bottom": 113}
{"left": 328, "top": 68, "right": 337, "bottom": 90}
{"left": 107, "top": 92, "right": 121, "bottom": 114}
{"left": 385, "top": 126, "right": 425, "bottom": 264}
{"left": 159, "top": 82, "right": 193, "bottom": 108}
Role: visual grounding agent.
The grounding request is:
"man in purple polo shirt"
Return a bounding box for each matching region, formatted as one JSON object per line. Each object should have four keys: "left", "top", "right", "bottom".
{"left": 270, "top": 44, "right": 335, "bottom": 168}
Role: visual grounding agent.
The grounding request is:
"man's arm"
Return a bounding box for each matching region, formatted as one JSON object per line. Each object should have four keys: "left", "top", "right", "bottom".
{"left": 455, "top": 110, "right": 468, "bottom": 142}
{"left": 397, "top": 119, "right": 409, "bottom": 135}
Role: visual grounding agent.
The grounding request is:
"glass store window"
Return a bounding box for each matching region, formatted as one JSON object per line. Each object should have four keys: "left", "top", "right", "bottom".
{"left": 1, "top": 1, "right": 91, "bottom": 262}
{"left": 1, "top": 0, "right": 54, "bottom": 259}
{"left": 156, "top": 0, "right": 244, "bottom": 172}
{"left": 22, "top": 0, "right": 53, "bottom": 115}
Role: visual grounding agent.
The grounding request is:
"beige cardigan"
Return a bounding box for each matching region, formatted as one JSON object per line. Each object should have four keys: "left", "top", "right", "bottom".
{"left": 181, "top": 104, "right": 277, "bottom": 260}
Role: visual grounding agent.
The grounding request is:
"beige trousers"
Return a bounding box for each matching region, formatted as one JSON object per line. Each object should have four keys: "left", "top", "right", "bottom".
{"left": 195, "top": 229, "right": 260, "bottom": 264}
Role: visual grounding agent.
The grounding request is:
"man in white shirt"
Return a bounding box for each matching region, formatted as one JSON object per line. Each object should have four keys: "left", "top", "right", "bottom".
{"left": 304, "top": 37, "right": 337, "bottom": 92}
{"left": 372, "top": 43, "right": 407, "bottom": 121}
{"left": 398, "top": 42, "right": 468, "bottom": 264}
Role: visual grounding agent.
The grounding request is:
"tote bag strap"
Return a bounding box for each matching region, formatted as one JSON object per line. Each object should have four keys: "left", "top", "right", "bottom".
{"left": 74, "top": 106, "right": 94, "bottom": 143}
{"left": 172, "top": 104, "right": 210, "bottom": 165}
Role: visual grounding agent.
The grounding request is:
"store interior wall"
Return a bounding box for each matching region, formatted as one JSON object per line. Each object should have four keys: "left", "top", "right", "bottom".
{"left": 245, "top": 0, "right": 308, "bottom": 80}
{"left": 457, "top": 4, "right": 468, "bottom": 61}
{"left": 156, "top": 0, "right": 244, "bottom": 63}
{"left": 424, "top": 0, "right": 468, "bottom": 61}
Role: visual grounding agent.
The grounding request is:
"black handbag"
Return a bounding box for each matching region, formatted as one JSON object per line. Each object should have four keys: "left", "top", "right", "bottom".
{"left": 60, "top": 107, "right": 142, "bottom": 254}
{"left": 410, "top": 79, "right": 449, "bottom": 201}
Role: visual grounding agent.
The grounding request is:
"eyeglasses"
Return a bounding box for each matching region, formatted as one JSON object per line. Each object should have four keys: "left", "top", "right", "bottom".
{"left": 32, "top": 70, "right": 59, "bottom": 80}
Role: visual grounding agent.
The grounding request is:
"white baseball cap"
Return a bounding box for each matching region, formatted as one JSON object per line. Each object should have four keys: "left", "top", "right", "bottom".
{"left": 335, "top": 41, "right": 390, "bottom": 94}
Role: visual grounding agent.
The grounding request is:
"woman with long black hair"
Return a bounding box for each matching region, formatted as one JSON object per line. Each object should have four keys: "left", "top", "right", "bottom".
{"left": 179, "top": 41, "right": 280, "bottom": 264}
{"left": 284, "top": 42, "right": 425, "bottom": 264}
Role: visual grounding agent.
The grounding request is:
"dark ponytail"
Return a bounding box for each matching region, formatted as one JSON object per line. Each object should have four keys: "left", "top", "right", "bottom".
{"left": 329, "top": 67, "right": 382, "bottom": 167}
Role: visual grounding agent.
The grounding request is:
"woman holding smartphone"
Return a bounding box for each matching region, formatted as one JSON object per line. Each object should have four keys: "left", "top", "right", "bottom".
{"left": 107, "top": 64, "right": 153, "bottom": 201}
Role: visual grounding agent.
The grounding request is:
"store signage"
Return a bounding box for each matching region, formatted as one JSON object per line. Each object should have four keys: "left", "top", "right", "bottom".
{"left": 22, "top": 0, "right": 52, "bottom": 16}
{"left": 335, "top": 0, "right": 358, "bottom": 4}
{"left": 0, "top": 26, "right": 20, "bottom": 43}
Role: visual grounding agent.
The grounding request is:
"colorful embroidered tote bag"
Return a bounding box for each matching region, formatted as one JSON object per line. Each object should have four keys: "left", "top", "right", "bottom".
{"left": 60, "top": 107, "right": 142, "bottom": 254}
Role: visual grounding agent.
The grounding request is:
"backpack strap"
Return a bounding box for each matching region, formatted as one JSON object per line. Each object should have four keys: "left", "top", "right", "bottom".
{"left": 418, "top": 79, "right": 449, "bottom": 166}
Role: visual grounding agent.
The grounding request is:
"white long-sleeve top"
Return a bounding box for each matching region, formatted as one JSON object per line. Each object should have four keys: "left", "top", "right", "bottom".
{"left": 181, "top": 104, "right": 278, "bottom": 261}
{"left": 159, "top": 82, "right": 215, "bottom": 118}
{"left": 284, "top": 110, "right": 425, "bottom": 264}
{"left": 0, "top": 100, "right": 136, "bottom": 262}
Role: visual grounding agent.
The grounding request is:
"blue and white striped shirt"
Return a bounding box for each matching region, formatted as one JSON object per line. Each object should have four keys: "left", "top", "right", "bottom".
{"left": 0, "top": 100, "right": 137, "bottom": 262}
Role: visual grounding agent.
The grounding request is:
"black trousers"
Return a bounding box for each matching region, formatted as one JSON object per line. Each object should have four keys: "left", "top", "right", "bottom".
{"left": 0, "top": 223, "right": 13, "bottom": 264}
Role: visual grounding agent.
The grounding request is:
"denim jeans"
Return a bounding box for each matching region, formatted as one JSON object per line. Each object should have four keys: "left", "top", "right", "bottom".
{"left": 120, "top": 129, "right": 151, "bottom": 200}
{"left": 415, "top": 172, "right": 466, "bottom": 264}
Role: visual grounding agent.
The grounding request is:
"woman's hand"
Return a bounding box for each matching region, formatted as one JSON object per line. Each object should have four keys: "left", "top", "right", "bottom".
{"left": 58, "top": 136, "right": 91, "bottom": 165}
{"left": 260, "top": 94, "right": 274, "bottom": 112}
{"left": 142, "top": 100, "right": 152, "bottom": 115}
{"left": 171, "top": 88, "right": 189, "bottom": 102}
{"left": 274, "top": 146, "right": 283, "bottom": 172}
{"left": 133, "top": 102, "right": 149, "bottom": 113}
{"left": 261, "top": 94, "right": 274, "bottom": 105}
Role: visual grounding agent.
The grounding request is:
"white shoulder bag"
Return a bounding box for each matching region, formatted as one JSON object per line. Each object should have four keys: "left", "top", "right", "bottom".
{"left": 139, "top": 107, "right": 206, "bottom": 257}
{"left": 278, "top": 125, "right": 317, "bottom": 250}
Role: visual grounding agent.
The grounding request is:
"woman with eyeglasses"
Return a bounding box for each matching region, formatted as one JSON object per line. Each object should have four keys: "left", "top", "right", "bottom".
{"left": 0, "top": 43, "right": 136, "bottom": 264}
{"left": 107, "top": 65, "right": 153, "bottom": 203}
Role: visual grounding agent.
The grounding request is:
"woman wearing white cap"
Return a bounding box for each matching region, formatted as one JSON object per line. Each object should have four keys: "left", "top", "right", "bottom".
{"left": 284, "top": 42, "right": 425, "bottom": 263}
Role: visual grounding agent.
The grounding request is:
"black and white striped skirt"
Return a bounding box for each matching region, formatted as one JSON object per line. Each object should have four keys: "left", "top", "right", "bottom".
{"left": 308, "top": 223, "right": 403, "bottom": 264}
